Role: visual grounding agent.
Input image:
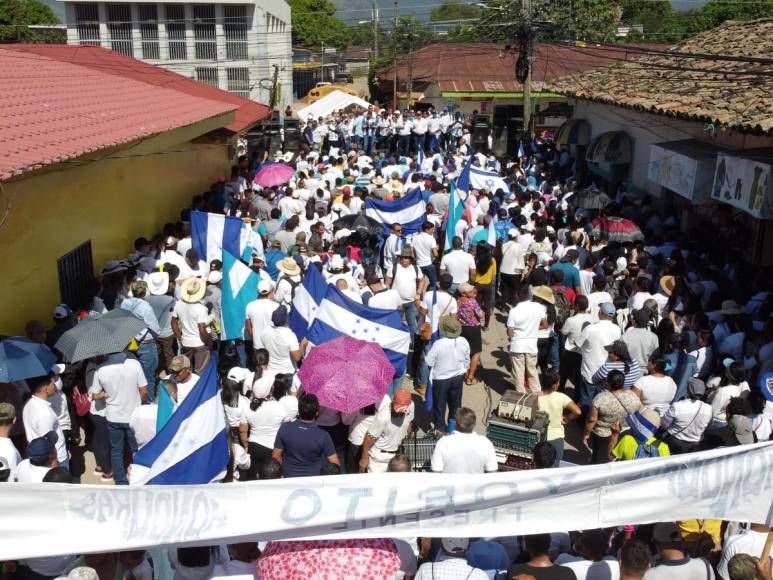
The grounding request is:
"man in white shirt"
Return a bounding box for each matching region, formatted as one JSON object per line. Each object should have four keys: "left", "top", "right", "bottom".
{"left": 245, "top": 280, "right": 279, "bottom": 351}
{"left": 382, "top": 223, "right": 404, "bottom": 274}
{"left": 431, "top": 407, "right": 497, "bottom": 473}
{"left": 360, "top": 389, "right": 415, "bottom": 473}
{"left": 500, "top": 229, "right": 526, "bottom": 307}
{"left": 166, "top": 355, "right": 200, "bottom": 407}
{"left": 89, "top": 352, "right": 148, "bottom": 484}
{"left": 425, "top": 316, "right": 470, "bottom": 432}
{"left": 660, "top": 378, "right": 712, "bottom": 453}
{"left": 172, "top": 278, "right": 212, "bottom": 373}
{"left": 717, "top": 523, "right": 771, "bottom": 580}
{"left": 260, "top": 305, "right": 303, "bottom": 375}
{"left": 627, "top": 276, "right": 655, "bottom": 311}
{"left": 587, "top": 276, "right": 613, "bottom": 322}
{"left": 578, "top": 302, "right": 622, "bottom": 408}
{"left": 415, "top": 538, "right": 489, "bottom": 580}
{"left": 364, "top": 273, "right": 403, "bottom": 310}
{"left": 413, "top": 221, "right": 439, "bottom": 286}
{"left": 560, "top": 295, "right": 592, "bottom": 391}
{"left": 507, "top": 287, "right": 549, "bottom": 393}
{"left": 555, "top": 529, "right": 620, "bottom": 580}
{"left": 439, "top": 237, "right": 476, "bottom": 293}
{"left": 0, "top": 403, "right": 22, "bottom": 480}
{"left": 386, "top": 248, "right": 427, "bottom": 339}
{"left": 14, "top": 432, "right": 59, "bottom": 483}
{"left": 22, "top": 374, "right": 68, "bottom": 468}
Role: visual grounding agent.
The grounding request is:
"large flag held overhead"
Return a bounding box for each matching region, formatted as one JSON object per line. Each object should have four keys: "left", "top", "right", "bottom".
{"left": 289, "top": 265, "right": 328, "bottom": 341}
{"left": 364, "top": 189, "right": 426, "bottom": 236}
{"left": 468, "top": 165, "right": 510, "bottom": 194}
{"left": 444, "top": 181, "right": 466, "bottom": 251}
{"left": 191, "top": 210, "right": 258, "bottom": 340}
{"left": 305, "top": 284, "right": 411, "bottom": 376}
{"left": 130, "top": 362, "right": 228, "bottom": 485}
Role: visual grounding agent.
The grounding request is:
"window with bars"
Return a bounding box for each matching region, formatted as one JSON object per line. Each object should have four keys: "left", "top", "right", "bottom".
{"left": 226, "top": 68, "right": 250, "bottom": 99}
{"left": 196, "top": 66, "right": 219, "bottom": 88}
{"left": 193, "top": 4, "right": 216, "bottom": 60}
{"left": 107, "top": 3, "right": 133, "bottom": 56}
{"left": 74, "top": 3, "right": 100, "bottom": 46}
{"left": 57, "top": 241, "right": 94, "bottom": 311}
{"left": 138, "top": 4, "right": 159, "bottom": 59}
{"left": 165, "top": 5, "right": 187, "bottom": 60}
{"left": 224, "top": 5, "right": 248, "bottom": 60}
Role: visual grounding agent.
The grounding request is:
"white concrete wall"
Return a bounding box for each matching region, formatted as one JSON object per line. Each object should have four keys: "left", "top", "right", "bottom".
{"left": 572, "top": 100, "right": 773, "bottom": 197}
{"left": 61, "top": 0, "right": 292, "bottom": 110}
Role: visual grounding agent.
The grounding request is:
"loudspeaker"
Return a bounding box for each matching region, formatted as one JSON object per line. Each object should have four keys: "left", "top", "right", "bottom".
{"left": 472, "top": 114, "right": 490, "bottom": 152}
{"left": 283, "top": 118, "right": 301, "bottom": 151}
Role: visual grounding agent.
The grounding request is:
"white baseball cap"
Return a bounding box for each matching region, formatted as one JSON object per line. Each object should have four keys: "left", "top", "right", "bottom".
{"left": 441, "top": 538, "right": 469, "bottom": 554}
{"left": 258, "top": 279, "right": 273, "bottom": 295}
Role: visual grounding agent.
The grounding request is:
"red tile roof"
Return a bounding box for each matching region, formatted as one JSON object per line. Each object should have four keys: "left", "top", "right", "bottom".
{"left": 549, "top": 19, "right": 773, "bottom": 134}
{"left": 377, "top": 42, "right": 664, "bottom": 93}
{"left": 0, "top": 45, "right": 272, "bottom": 181}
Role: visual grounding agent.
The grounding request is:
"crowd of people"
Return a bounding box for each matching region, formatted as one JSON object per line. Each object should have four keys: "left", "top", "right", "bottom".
{"left": 0, "top": 102, "right": 771, "bottom": 579}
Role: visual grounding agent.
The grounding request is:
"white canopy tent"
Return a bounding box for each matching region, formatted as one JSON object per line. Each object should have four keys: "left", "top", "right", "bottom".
{"left": 297, "top": 90, "right": 371, "bottom": 120}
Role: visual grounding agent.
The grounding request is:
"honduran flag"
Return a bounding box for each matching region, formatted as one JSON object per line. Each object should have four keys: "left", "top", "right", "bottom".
{"left": 364, "top": 189, "right": 426, "bottom": 236}
{"left": 191, "top": 210, "right": 259, "bottom": 341}
{"left": 130, "top": 362, "right": 228, "bottom": 485}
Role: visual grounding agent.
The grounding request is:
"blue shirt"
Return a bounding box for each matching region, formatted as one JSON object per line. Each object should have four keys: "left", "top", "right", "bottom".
{"left": 550, "top": 261, "right": 581, "bottom": 291}
{"left": 264, "top": 250, "right": 287, "bottom": 280}
{"left": 466, "top": 539, "right": 510, "bottom": 574}
{"left": 274, "top": 420, "right": 336, "bottom": 478}
{"left": 121, "top": 297, "right": 161, "bottom": 340}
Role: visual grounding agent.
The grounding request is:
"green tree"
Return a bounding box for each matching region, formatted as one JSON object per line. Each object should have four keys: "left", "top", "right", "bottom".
{"left": 620, "top": 0, "right": 671, "bottom": 33}
{"left": 430, "top": 0, "right": 481, "bottom": 22}
{"left": 538, "top": 0, "right": 620, "bottom": 43}
{"left": 682, "top": 0, "right": 773, "bottom": 34}
{"left": 287, "top": 0, "right": 349, "bottom": 49}
{"left": 0, "top": 0, "right": 60, "bottom": 42}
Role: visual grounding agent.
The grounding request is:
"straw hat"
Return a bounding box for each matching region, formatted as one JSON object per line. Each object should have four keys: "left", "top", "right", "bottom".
{"left": 371, "top": 176, "right": 386, "bottom": 186}
{"left": 532, "top": 285, "right": 555, "bottom": 305}
{"left": 180, "top": 278, "right": 207, "bottom": 303}
{"left": 277, "top": 257, "right": 301, "bottom": 277}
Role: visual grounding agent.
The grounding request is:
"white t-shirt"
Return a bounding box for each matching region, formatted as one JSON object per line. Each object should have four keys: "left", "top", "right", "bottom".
{"left": 174, "top": 373, "right": 199, "bottom": 406}
{"left": 211, "top": 558, "right": 259, "bottom": 579}
{"left": 562, "top": 312, "right": 593, "bottom": 352}
{"left": 368, "top": 403, "right": 415, "bottom": 453}
{"left": 500, "top": 241, "right": 526, "bottom": 275}
{"left": 421, "top": 291, "right": 458, "bottom": 334}
{"left": 580, "top": 320, "right": 622, "bottom": 383}
{"left": 710, "top": 382, "right": 750, "bottom": 422}
{"left": 440, "top": 250, "right": 476, "bottom": 284}
{"left": 413, "top": 232, "right": 438, "bottom": 268}
{"left": 554, "top": 555, "right": 620, "bottom": 580}
{"left": 245, "top": 298, "right": 279, "bottom": 347}
{"left": 587, "top": 291, "right": 612, "bottom": 322}
{"left": 391, "top": 264, "right": 424, "bottom": 303}
{"left": 22, "top": 395, "right": 67, "bottom": 462}
{"left": 343, "top": 395, "right": 391, "bottom": 446}
{"left": 368, "top": 288, "right": 403, "bottom": 310}
{"left": 129, "top": 404, "right": 158, "bottom": 449}
{"left": 634, "top": 374, "right": 677, "bottom": 416}
{"left": 14, "top": 458, "right": 50, "bottom": 482}
{"left": 90, "top": 353, "right": 146, "bottom": 423}
{"left": 224, "top": 395, "right": 250, "bottom": 428}
{"left": 173, "top": 300, "right": 208, "bottom": 348}
{"left": 0, "top": 437, "right": 22, "bottom": 479}
{"left": 241, "top": 398, "right": 297, "bottom": 448}
{"left": 718, "top": 530, "right": 771, "bottom": 580}
{"left": 260, "top": 326, "right": 300, "bottom": 375}
{"left": 430, "top": 431, "right": 498, "bottom": 473}
{"left": 507, "top": 301, "right": 547, "bottom": 355}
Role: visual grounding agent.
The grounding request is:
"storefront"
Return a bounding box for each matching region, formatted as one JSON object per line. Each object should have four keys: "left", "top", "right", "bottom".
{"left": 585, "top": 131, "right": 633, "bottom": 193}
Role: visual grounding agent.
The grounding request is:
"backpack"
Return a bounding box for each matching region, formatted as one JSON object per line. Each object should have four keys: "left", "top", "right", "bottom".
{"left": 552, "top": 286, "right": 571, "bottom": 330}
{"left": 389, "top": 261, "right": 421, "bottom": 289}
{"left": 277, "top": 275, "right": 301, "bottom": 302}
{"left": 634, "top": 439, "right": 662, "bottom": 460}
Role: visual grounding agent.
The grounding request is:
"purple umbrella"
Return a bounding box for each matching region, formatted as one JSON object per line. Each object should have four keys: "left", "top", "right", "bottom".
{"left": 298, "top": 335, "right": 393, "bottom": 414}
{"left": 253, "top": 162, "right": 295, "bottom": 188}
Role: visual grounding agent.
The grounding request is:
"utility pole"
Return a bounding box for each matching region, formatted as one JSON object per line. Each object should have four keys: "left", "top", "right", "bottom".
{"left": 320, "top": 40, "right": 325, "bottom": 84}
{"left": 406, "top": 28, "right": 414, "bottom": 108}
{"left": 372, "top": 0, "right": 379, "bottom": 59}
{"left": 269, "top": 64, "right": 280, "bottom": 110}
{"left": 392, "top": 0, "right": 398, "bottom": 111}
{"left": 520, "top": 0, "right": 533, "bottom": 138}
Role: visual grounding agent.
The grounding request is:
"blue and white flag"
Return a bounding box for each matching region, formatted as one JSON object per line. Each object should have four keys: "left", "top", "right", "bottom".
{"left": 468, "top": 165, "right": 510, "bottom": 194}
{"left": 130, "top": 362, "right": 228, "bottom": 485}
{"left": 365, "top": 189, "right": 426, "bottom": 236}
{"left": 444, "top": 181, "right": 466, "bottom": 251}
{"left": 455, "top": 155, "right": 473, "bottom": 194}
{"left": 289, "top": 265, "right": 328, "bottom": 341}
{"left": 517, "top": 142, "right": 526, "bottom": 159}
{"left": 191, "top": 210, "right": 258, "bottom": 340}
{"left": 486, "top": 212, "right": 498, "bottom": 247}
{"left": 306, "top": 284, "right": 410, "bottom": 376}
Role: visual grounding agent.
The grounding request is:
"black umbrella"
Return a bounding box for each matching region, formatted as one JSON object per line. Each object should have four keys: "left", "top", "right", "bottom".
{"left": 55, "top": 309, "right": 147, "bottom": 363}
{"left": 333, "top": 213, "right": 385, "bottom": 234}
{"left": 573, "top": 188, "right": 613, "bottom": 210}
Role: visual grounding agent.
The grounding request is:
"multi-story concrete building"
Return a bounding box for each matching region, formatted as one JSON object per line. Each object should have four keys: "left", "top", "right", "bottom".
{"left": 59, "top": 0, "right": 292, "bottom": 108}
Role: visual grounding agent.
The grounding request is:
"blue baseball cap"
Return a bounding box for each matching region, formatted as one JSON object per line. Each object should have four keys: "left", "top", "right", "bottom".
{"left": 28, "top": 431, "right": 58, "bottom": 464}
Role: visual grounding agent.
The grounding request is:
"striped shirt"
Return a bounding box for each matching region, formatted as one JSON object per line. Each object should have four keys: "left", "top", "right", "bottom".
{"left": 592, "top": 359, "right": 642, "bottom": 389}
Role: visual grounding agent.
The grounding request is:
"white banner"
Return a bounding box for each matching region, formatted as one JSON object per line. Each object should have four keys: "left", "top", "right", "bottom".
{"left": 1, "top": 443, "right": 772, "bottom": 560}
{"left": 648, "top": 144, "right": 699, "bottom": 201}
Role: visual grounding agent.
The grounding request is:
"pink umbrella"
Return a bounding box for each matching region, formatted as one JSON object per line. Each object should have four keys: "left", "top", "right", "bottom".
{"left": 253, "top": 162, "right": 295, "bottom": 188}
{"left": 258, "top": 539, "right": 401, "bottom": 580}
{"left": 591, "top": 216, "right": 644, "bottom": 243}
{"left": 298, "top": 335, "right": 393, "bottom": 414}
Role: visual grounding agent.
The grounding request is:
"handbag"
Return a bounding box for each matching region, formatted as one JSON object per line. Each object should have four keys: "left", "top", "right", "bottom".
{"left": 420, "top": 294, "right": 452, "bottom": 342}
{"left": 72, "top": 386, "right": 91, "bottom": 417}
